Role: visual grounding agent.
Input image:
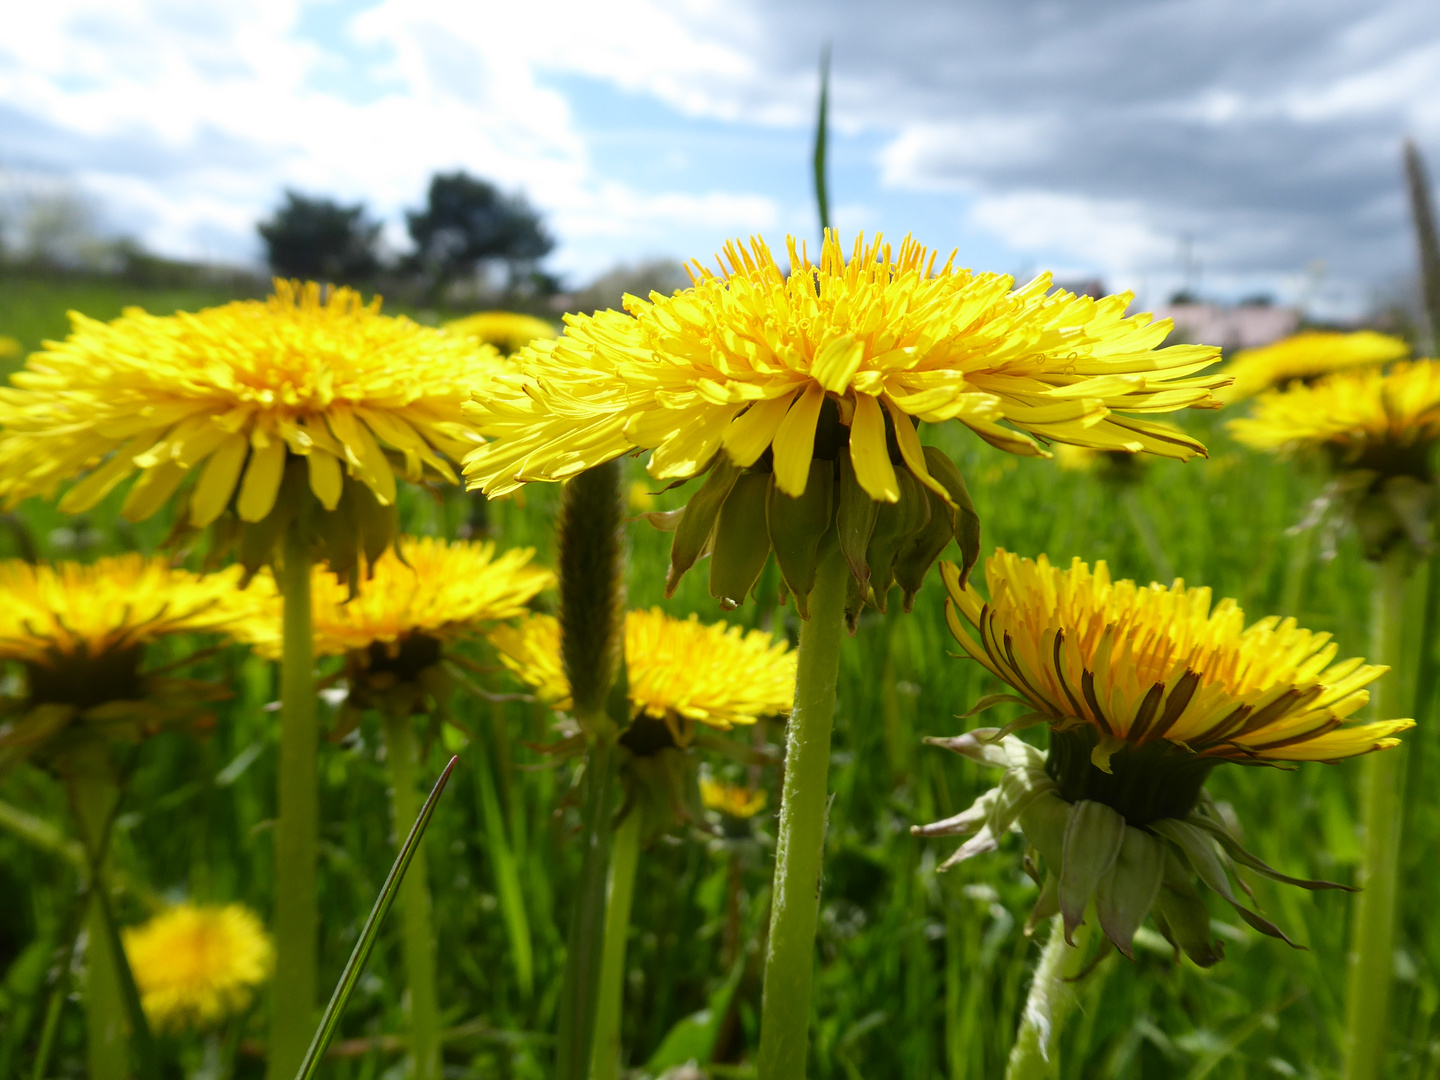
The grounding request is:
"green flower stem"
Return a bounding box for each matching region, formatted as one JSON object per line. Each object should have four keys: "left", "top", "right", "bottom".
{"left": 1343, "top": 546, "right": 1411, "bottom": 1080}
{"left": 64, "top": 743, "right": 128, "bottom": 1080}
{"left": 383, "top": 709, "right": 441, "bottom": 1080}
{"left": 590, "top": 801, "right": 642, "bottom": 1080}
{"left": 269, "top": 521, "right": 319, "bottom": 1080}
{"left": 756, "top": 544, "right": 848, "bottom": 1080}
{"left": 1004, "top": 915, "right": 1094, "bottom": 1080}
{"left": 555, "top": 736, "right": 618, "bottom": 1080}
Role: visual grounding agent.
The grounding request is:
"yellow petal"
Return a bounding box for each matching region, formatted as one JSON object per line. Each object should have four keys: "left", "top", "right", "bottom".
{"left": 120, "top": 461, "right": 189, "bottom": 522}
{"left": 883, "top": 395, "right": 951, "bottom": 507}
{"left": 849, "top": 393, "right": 899, "bottom": 502}
{"left": 189, "top": 432, "right": 249, "bottom": 526}
{"left": 57, "top": 435, "right": 155, "bottom": 514}
{"left": 771, "top": 383, "right": 824, "bottom": 496}
{"left": 722, "top": 392, "right": 797, "bottom": 467}
{"left": 236, "top": 436, "right": 286, "bottom": 522}
{"left": 308, "top": 450, "right": 343, "bottom": 510}
{"left": 810, "top": 334, "right": 864, "bottom": 393}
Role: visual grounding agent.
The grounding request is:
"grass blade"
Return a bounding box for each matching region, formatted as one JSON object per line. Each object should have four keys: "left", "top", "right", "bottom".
{"left": 293, "top": 755, "right": 459, "bottom": 1080}
{"left": 813, "top": 43, "right": 832, "bottom": 236}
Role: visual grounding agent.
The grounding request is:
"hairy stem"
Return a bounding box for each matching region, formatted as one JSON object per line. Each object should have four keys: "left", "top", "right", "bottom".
{"left": 1004, "top": 915, "right": 1094, "bottom": 1080}
{"left": 1343, "top": 546, "right": 1411, "bottom": 1080}
{"left": 756, "top": 545, "right": 848, "bottom": 1080}
{"left": 268, "top": 522, "right": 319, "bottom": 1080}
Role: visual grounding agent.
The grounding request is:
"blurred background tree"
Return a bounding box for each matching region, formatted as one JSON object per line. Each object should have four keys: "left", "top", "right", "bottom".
{"left": 257, "top": 191, "right": 382, "bottom": 285}
{"left": 405, "top": 171, "right": 554, "bottom": 304}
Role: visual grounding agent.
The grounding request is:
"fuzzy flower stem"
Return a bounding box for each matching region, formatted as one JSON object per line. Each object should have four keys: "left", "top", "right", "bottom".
{"left": 756, "top": 544, "right": 848, "bottom": 1080}
{"left": 590, "top": 802, "right": 642, "bottom": 1080}
{"left": 554, "top": 461, "right": 627, "bottom": 1080}
{"left": 268, "top": 519, "right": 319, "bottom": 1080}
{"left": 65, "top": 743, "right": 128, "bottom": 1080}
{"left": 383, "top": 709, "right": 440, "bottom": 1080}
{"left": 1004, "top": 915, "right": 1094, "bottom": 1080}
{"left": 1343, "top": 546, "right": 1411, "bottom": 1080}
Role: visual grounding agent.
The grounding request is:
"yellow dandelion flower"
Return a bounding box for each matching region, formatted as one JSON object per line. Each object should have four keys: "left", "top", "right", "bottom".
{"left": 1229, "top": 359, "right": 1440, "bottom": 460}
{"left": 627, "top": 480, "right": 657, "bottom": 512}
{"left": 122, "top": 903, "right": 273, "bottom": 1031}
{"left": 0, "top": 556, "right": 251, "bottom": 771}
{"left": 446, "top": 311, "right": 558, "bottom": 356}
{"left": 1220, "top": 330, "right": 1409, "bottom": 402}
{"left": 944, "top": 550, "right": 1409, "bottom": 774}
{"left": 490, "top": 607, "right": 795, "bottom": 740}
{"left": 700, "top": 777, "right": 768, "bottom": 819}
{"left": 916, "top": 550, "right": 1410, "bottom": 965}
{"left": 465, "top": 232, "right": 1224, "bottom": 617}
{"left": 0, "top": 281, "right": 504, "bottom": 580}
{"left": 0, "top": 335, "right": 20, "bottom": 361}
{"left": 239, "top": 536, "right": 553, "bottom": 660}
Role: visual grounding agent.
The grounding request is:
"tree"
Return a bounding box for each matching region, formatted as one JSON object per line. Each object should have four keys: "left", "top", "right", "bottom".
{"left": 405, "top": 172, "right": 553, "bottom": 300}
{"left": 257, "top": 191, "right": 381, "bottom": 283}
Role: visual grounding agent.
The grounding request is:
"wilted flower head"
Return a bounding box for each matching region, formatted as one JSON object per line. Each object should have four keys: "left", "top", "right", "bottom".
{"left": 122, "top": 903, "right": 273, "bottom": 1031}
{"left": 446, "top": 311, "right": 558, "bottom": 356}
{"left": 465, "top": 232, "right": 1224, "bottom": 620}
{"left": 0, "top": 556, "right": 252, "bottom": 772}
{"left": 1219, "top": 330, "right": 1409, "bottom": 403}
{"left": 490, "top": 607, "right": 795, "bottom": 747}
{"left": 0, "top": 282, "right": 503, "bottom": 585}
{"left": 1229, "top": 359, "right": 1440, "bottom": 558}
{"left": 915, "top": 551, "right": 1410, "bottom": 965}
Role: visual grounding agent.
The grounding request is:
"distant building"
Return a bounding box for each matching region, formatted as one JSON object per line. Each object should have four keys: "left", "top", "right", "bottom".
{"left": 1147, "top": 300, "right": 1300, "bottom": 350}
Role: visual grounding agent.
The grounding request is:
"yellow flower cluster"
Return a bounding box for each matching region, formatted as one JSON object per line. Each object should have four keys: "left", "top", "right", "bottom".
{"left": 0, "top": 555, "right": 250, "bottom": 667}
{"left": 446, "top": 311, "right": 557, "bottom": 356}
{"left": 943, "top": 550, "right": 1410, "bottom": 763}
{"left": 1228, "top": 359, "right": 1440, "bottom": 459}
{"left": 490, "top": 607, "right": 795, "bottom": 732}
{"left": 1220, "top": 330, "right": 1409, "bottom": 402}
{"left": 0, "top": 281, "right": 501, "bottom": 527}
{"left": 239, "top": 537, "right": 553, "bottom": 659}
{"left": 122, "top": 903, "right": 273, "bottom": 1031}
{"left": 464, "top": 232, "right": 1225, "bottom": 500}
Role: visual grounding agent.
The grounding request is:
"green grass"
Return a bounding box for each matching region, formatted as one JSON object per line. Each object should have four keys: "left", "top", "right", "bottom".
{"left": 1, "top": 275, "right": 1438, "bottom": 1079}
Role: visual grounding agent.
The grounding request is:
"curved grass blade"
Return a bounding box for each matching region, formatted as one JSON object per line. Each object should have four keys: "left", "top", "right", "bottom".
{"left": 293, "top": 755, "right": 459, "bottom": 1080}
{"left": 813, "top": 43, "right": 832, "bottom": 236}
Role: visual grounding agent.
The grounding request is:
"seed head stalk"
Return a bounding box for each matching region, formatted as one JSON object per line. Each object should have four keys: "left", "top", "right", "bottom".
{"left": 756, "top": 544, "right": 848, "bottom": 1079}
{"left": 383, "top": 708, "right": 440, "bottom": 1080}
{"left": 1343, "top": 546, "right": 1411, "bottom": 1080}
{"left": 268, "top": 517, "right": 319, "bottom": 1080}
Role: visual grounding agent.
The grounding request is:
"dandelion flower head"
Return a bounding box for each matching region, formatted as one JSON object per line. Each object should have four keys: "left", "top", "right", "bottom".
{"left": 122, "top": 903, "right": 273, "bottom": 1031}
{"left": 700, "top": 777, "right": 768, "bottom": 819}
{"left": 490, "top": 607, "right": 795, "bottom": 740}
{"left": 446, "top": 311, "right": 558, "bottom": 356}
{"left": 1220, "top": 330, "right": 1409, "bottom": 403}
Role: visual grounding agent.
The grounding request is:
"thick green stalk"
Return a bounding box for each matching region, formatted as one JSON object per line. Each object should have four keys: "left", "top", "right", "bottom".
{"left": 384, "top": 710, "right": 440, "bottom": 1080}
{"left": 1343, "top": 547, "right": 1411, "bottom": 1080}
{"left": 756, "top": 545, "right": 848, "bottom": 1080}
{"left": 269, "top": 522, "right": 319, "bottom": 1080}
{"left": 555, "top": 737, "right": 618, "bottom": 1080}
{"left": 1004, "top": 915, "right": 1094, "bottom": 1080}
{"left": 591, "top": 803, "right": 642, "bottom": 1080}
{"left": 65, "top": 743, "right": 128, "bottom": 1080}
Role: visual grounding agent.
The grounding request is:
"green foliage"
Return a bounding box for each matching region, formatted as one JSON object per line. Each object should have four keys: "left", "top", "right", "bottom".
{"left": 1, "top": 277, "right": 1439, "bottom": 1078}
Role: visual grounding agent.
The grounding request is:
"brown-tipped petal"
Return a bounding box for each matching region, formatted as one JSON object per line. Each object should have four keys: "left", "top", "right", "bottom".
{"left": 767, "top": 459, "right": 835, "bottom": 619}
{"left": 1095, "top": 826, "right": 1165, "bottom": 959}
{"left": 1059, "top": 799, "right": 1127, "bottom": 944}
{"left": 708, "top": 472, "right": 772, "bottom": 610}
{"left": 666, "top": 456, "right": 740, "bottom": 596}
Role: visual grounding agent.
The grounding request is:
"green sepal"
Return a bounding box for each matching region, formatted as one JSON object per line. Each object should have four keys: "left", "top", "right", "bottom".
{"left": 864, "top": 470, "right": 930, "bottom": 612}
{"left": 893, "top": 482, "right": 955, "bottom": 612}
{"left": 767, "top": 460, "right": 835, "bottom": 619}
{"left": 667, "top": 456, "right": 741, "bottom": 596}
{"left": 844, "top": 569, "right": 865, "bottom": 634}
{"left": 709, "top": 472, "right": 773, "bottom": 610}
{"left": 1153, "top": 849, "right": 1223, "bottom": 967}
{"left": 1185, "top": 803, "right": 1354, "bottom": 891}
{"left": 1058, "top": 799, "right": 1126, "bottom": 944}
{"left": 836, "top": 453, "right": 879, "bottom": 589}
{"left": 1094, "top": 826, "right": 1164, "bottom": 958}
{"left": 1026, "top": 872, "right": 1061, "bottom": 935}
{"left": 920, "top": 447, "right": 981, "bottom": 587}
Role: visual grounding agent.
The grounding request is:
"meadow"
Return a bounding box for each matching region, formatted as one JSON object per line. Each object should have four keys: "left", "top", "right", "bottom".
{"left": 0, "top": 277, "right": 1435, "bottom": 1080}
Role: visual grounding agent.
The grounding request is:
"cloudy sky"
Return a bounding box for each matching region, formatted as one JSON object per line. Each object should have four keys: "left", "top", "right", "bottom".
{"left": 3, "top": 0, "right": 1439, "bottom": 315}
